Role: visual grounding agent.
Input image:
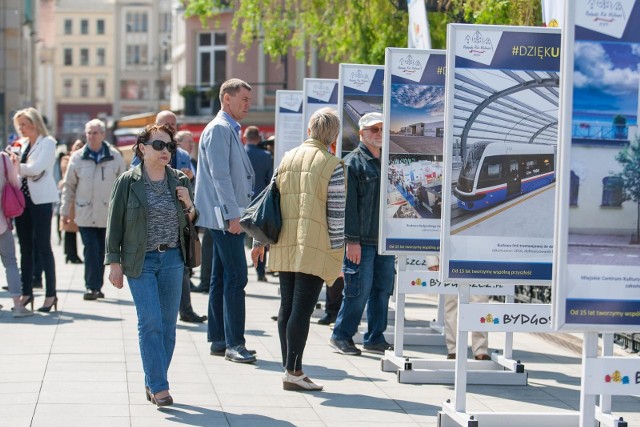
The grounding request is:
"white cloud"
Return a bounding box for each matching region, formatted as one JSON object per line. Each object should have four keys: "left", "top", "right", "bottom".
{"left": 574, "top": 42, "right": 639, "bottom": 95}
{"left": 392, "top": 85, "right": 445, "bottom": 112}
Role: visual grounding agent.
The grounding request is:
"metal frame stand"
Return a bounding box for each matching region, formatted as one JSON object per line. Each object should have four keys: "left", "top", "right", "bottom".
{"left": 381, "top": 261, "right": 526, "bottom": 385}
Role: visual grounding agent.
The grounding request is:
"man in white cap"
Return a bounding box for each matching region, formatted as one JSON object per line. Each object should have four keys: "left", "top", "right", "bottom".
{"left": 329, "top": 112, "right": 395, "bottom": 355}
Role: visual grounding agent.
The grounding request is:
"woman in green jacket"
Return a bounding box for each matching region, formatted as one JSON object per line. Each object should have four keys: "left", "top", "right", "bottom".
{"left": 105, "top": 124, "right": 197, "bottom": 407}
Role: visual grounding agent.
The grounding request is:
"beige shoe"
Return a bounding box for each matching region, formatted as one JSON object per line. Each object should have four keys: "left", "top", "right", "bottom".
{"left": 282, "top": 371, "right": 323, "bottom": 391}
{"left": 13, "top": 306, "right": 34, "bottom": 318}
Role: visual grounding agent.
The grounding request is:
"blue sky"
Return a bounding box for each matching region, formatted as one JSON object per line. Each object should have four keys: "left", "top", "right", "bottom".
{"left": 390, "top": 84, "right": 445, "bottom": 131}
{"left": 573, "top": 41, "right": 640, "bottom": 116}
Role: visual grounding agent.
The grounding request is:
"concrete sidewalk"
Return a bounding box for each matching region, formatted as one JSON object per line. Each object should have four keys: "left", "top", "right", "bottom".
{"left": 1, "top": 238, "right": 638, "bottom": 426}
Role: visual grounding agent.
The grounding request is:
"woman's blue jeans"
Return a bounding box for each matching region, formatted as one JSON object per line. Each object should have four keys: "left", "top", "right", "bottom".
{"left": 127, "top": 248, "right": 183, "bottom": 394}
{"left": 331, "top": 244, "right": 395, "bottom": 346}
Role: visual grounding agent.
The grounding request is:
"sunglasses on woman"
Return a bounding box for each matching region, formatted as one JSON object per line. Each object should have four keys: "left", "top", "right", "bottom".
{"left": 144, "top": 140, "right": 177, "bottom": 153}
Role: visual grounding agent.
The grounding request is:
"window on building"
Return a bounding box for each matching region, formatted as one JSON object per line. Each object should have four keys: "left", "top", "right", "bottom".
{"left": 569, "top": 170, "right": 579, "bottom": 206}
{"left": 126, "top": 12, "right": 148, "bottom": 33}
{"left": 64, "top": 48, "right": 73, "bottom": 66}
{"left": 126, "top": 44, "right": 148, "bottom": 65}
{"left": 96, "top": 48, "right": 106, "bottom": 66}
{"left": 97, "top": 79, "right": 106, "bottom": 97}
{"left": 197, "top": 32, "right": 228, "bottom": 113}
{"left": 81, "top": 19, "right": 89, "bottom": 35}
{"left": 120, "top": 80, "right": 149, "bottom": 100}
{"left": 80, "top": 79, "right": 89, "bottom": 97}
{"left": 80, "top": 48, "right": 89, "bottom": 66}
{"left": 64, "top": 19, "right": 72, "bottom": 35}
{"left": 601, "top": 176, "right": 625, "bottom": 207}
{"left": 160, "top": 13, "right": 171, "bottom": 32}
{"left": 63, "top": 79, "right": 72, "bottom": 97}
{"left": 97, "top": 19, "right": 105, "bottom": 34}
{"left": 62, "top": 113, "right": 90, "bottom": 134}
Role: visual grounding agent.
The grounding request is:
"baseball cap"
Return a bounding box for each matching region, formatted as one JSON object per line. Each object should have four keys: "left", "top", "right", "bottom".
{"left": 359, "top": 112, "right": 383, "bottom": 130}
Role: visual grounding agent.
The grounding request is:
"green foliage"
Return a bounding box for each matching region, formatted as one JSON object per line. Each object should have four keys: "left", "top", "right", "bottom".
{"left": 616, "top": 137, "right": 640, "bottom": 241}
{"left": 616, "top": 138, "right": 640, "bottom": 203}
{"left": 184, "top": 0, "right": 542, "bottom": 64}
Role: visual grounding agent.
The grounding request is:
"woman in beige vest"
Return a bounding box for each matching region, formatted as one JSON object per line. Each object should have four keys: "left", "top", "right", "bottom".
{"left": 252, "top": 108, "right": 346, "bottom": 391}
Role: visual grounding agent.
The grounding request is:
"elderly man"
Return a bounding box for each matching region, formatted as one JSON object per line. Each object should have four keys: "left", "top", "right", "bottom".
{"left": 329, "top": 112, "right": 395, "bottom": 355}
{"left": 61, "top": 119, "right": 126, "bottom": 300}
{"left": 195, "top": 78, "right": 257, "bottom": 363}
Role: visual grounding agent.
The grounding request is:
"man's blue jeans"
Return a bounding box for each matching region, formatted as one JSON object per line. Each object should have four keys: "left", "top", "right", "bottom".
{"left": 207, "top": 229, "right": 248, "bottom": 349}
{"left": 79, "top": 227, "right": 106, "bottom": 291}
{"left": 331, "top": 244, "right": 395, "bottom": 346}
{"left": 127, "top": 248, "right": 183, "bottom": 394}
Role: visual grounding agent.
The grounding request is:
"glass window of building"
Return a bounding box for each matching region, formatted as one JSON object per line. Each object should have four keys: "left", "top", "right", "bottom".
{"left": 569, "top": 170, "right": 579, "bottom": 206}
{"left": 120, "top": 80, "right": 149, "bottom": 100}
{"left": 126, "top": 44, "right": 148, "bottom": 65}
{"left": 97, "top": 48, "right": 106, "bottom": 66}
{"left": 81, "top": 19, "right": 89, "bottom": 35}
{"left": 97, "top": 79, "right": 106, "bottom": 97}
{"left": 197, "top": 32, "right": 227, "bottom": 113}
{"left": 80, "top": 79, "right": 89, "bottom": 97}
{"left": 126, "top": 12, "right": 148, "bottom": 33}
{"left": 80, "top": 48, "right": 89, "bottom": 66}
{"left": 63, "top": 79, "right": 72, "bottom": 97}
{"left": 97, "top": 19, "right": 105, "bottom": 35}
{"left": 62, "top": 113, "right": 90, "bottom": 134}
{"left": 64, "top": 48, "right": 73, "bottom": 66}
{"left": 601, "top": 176, "right": 624, "bottom": 207}
{"left": 64, "top": 19, "right": 72, "bottom": 35}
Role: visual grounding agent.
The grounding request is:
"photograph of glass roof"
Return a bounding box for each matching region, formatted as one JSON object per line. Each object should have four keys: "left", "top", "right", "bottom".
{"left": 453, "top": 69, "right": 560, "bottom": 158}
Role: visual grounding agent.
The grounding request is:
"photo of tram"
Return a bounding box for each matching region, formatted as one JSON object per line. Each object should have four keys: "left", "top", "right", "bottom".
{"left": 454, "top": 141, "right": 555, "bottom": 212}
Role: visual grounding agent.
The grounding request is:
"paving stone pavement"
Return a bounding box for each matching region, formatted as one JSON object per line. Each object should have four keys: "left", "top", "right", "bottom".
{"left": 0, "top": 237, "right": 638, "bottom": 426}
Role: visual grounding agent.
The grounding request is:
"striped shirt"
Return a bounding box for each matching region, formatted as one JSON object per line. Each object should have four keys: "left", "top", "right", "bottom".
{"left": 326, "top": 163, "right": 345, "bottom": 249}
{"left": 144, "top": 179, "right": 180, "bottom": 252}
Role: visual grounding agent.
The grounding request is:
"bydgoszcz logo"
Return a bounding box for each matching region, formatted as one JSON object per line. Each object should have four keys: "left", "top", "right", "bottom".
{"left": 577, "top": 0, "right": 635, "bottom": 38}
{"left": 348, "top": 70, "right": 370, "bottom": 87}
{"left": 282, "top": 94, "right": 300, "bottom": 110}
{"left": 604, "top": 369, "right": 640, "bottom": 385}
{"left": 311, "top": 83, "right": 331, "bottom": 99}
{"left": 410, "top": 277, "right": 427, "bottom": 287}
{"left": 398, "top": 55, "right": 423, "bottom": 76}
{"left": 480, "top": 313, "right": 500, "bottom": 324}
{"left": 462, "top": 30, "right": 495, "bottom": 57}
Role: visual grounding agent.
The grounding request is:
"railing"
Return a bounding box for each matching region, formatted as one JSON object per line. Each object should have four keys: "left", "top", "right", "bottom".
{"left": 572, "top": 123, "right": 628, "bottom": 140}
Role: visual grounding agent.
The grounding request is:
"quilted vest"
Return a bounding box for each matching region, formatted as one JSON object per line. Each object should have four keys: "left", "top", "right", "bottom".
{"left": 268, "top": 139, "right": 344, "bottom": 284}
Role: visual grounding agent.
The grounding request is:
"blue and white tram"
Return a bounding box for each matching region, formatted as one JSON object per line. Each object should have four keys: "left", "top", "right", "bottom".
{"left": 454, "top": 141, "right": 555, "bottom": 211}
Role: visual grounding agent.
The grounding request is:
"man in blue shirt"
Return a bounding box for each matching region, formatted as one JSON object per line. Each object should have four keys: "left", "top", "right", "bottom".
{"left": 243, "top": 125, "right": 273, "bottom": 281}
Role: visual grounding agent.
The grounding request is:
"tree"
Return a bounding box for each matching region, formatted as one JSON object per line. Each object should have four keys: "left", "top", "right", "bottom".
{"left": 615, "top": 137, "right": 640, "bottom": 243}
{"left": 184, "top": 0, "right": 542, "bottom": 65}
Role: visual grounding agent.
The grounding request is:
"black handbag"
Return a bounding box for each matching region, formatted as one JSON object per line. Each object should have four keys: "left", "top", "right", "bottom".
{"left": 240, "top": 176, "right": 282, "bottom": 244}
{"left": 181, "top": 203, "right": 202, "bottom": 268}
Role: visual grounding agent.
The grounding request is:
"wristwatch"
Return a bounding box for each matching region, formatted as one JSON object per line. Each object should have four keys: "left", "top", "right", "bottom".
{"left": 184, "top": 205, "right": 195, "bottom": 214}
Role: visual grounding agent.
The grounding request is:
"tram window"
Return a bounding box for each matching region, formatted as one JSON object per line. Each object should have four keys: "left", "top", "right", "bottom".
{"left": 601, "top": 176, "right": 624, "bottom": 207}
{"left": 479, "top": 158, "right": 503, "bottom": 182}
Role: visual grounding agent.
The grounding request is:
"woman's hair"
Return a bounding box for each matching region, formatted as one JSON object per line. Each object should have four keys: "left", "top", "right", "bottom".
{"left": 133, "top": 124, "right": 174, "bottom": 161}
{"left": 308, "top": 107, "right": 340, "bottom": 146}
{"left": 12, "top": 107, "right": 50, "bottom": 138}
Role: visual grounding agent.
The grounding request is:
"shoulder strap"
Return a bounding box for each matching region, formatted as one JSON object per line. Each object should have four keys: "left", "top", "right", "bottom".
{"left": 1, "top": 153, "right": 8, "bottom": 181}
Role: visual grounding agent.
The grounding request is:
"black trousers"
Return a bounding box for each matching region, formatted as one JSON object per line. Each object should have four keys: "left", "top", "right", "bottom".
{"left": 278, "top": 271, "right": 324, "bottom": 372}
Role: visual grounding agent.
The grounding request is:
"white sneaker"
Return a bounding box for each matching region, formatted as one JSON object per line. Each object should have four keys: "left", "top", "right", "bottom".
{"left": 12, "top": 306, "right": 34, "bottom": 318}
{"left": 282, "top": 371, "right": 323, "bottom": 391}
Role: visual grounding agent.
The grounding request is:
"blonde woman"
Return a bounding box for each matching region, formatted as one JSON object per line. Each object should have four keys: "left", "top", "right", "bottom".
{"left": 10, "top": 108, "right": 59, "bottom": 312}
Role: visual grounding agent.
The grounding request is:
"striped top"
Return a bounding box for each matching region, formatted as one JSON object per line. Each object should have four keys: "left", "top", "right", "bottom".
{"left": 326, "top": 163, "right": 345, "bottom": 249}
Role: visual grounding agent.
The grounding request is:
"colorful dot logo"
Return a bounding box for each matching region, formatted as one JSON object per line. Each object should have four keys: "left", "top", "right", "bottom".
{"left": 480, "top": 314, "right": 500, "bottom": 324}
{"left": 410, "top": 278, "right": 426, "bottom": 287}
{"left": 604, "top": 370, "right": 630, "bottom": 384}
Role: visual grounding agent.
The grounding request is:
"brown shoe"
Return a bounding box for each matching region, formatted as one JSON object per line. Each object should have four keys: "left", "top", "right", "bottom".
{"left": 474, "top": 354, "right": 491, "bottom": 360}
{"left": 446, "top": 353, "right": 456, "bottom": 359}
